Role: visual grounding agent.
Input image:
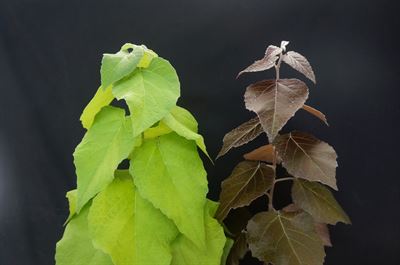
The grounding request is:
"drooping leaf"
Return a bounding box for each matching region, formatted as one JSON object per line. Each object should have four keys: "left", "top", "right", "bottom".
{"left": 227, "top": 232, "right": 248, "bottom": 265}
{"left": 100, "top": 44, "right": 145, "bottom": 89}
{"left": 273, "top": 131, "right": 338, "bottom": 189}
{"left": 292, "top": 179, "right": 351, "bottom": 224}
{"left": 55, "top": 204, "right": 113, "bottom": 265}
{"left": 112, "top": 57, "right": 180, "bottom": 137}
{"left": 302, "top": 104, "right": 329, "bottom": 125}
{"left": 130, "top": 133, "right": 208, "bottom": 247}
{"left": 74, "top": 106, "right": 135, "bottom": 211}
{"left": 244, "top": 79, "right": 309, "bottom": 142}
{"left": 217, "top": 117, "right": 264, "bottom": 159}
{"left": 282, "top": 51, "right": 316, "bottom": 83}
{"left": 88, "top": 171, "right": 178, "bottom": 265}
{"left": 64, "top": 189, "right": 77, "bottom": 224}
{"left": 237, "top": 45, "right": 282, "bottom": 77}
{"left": 221, "top": 238, "right": 234, "bottom": 265}
{"left": 243, "top": 144, "right": 278, "bottom": 163}
{"left": 80, "top": 86, "right": 114, "bottom": 129}
{"left": 162, "top": 106, "right": 210, "bottom": 158}
{"left": 215, "top": 161, "right": 275, "bottom": 221}
{"left": 171, "top": 200, "right": 226, "bottom": 265}
{"left": 247, "top": 210, "right": 325, "bottom": 265}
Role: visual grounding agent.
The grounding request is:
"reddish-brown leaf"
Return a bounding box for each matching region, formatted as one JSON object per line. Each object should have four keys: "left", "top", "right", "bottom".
{"left": 243, "top": 144, "right": 278, "bottom": 163}
{"left": 227, "top": 232, "right": 248, "bottom": 265}
{"left": 282, "top": 51, "right": 316, "bottom": 83}
{"left": 244, "top": 79, "right": 309, "bottom": 142}
{"left": 237, "top": 45, "right": 282, "bottom": 77}
{"left": 274, "top": 131, "right": 338, "bottom": 190}
{"left": 215, "top": 161, "right": 274, "bottom": 221}
{"left": 216, "top": 117, "right": 264, "bottom": 159}
{"left": 302, "top": 104, "right": 329, "bottom": 125}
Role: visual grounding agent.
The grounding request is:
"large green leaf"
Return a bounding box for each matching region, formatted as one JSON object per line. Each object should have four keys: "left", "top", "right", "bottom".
{"left": 55, "top": 204, "right": 113, "bottom": 265}
{"left": 130, "top": 133, "right": 208, "bottom": 248}
{"left": 80, "top": 86, "right": 114, "bottom": 129}
{"left": 112, "top": 57, "right": 180, "bottom": 138}
{"left": 74, "top": 106, "right": 135, "bottom": 211}
{"left": 247, "top": 210, "right": 325, "bottom": 265}
{"left": 292, "top": 179, "right": 351, "bottom": 225}
{"left": 171, "top": 200, "right": 227, "bottom": 265}
{"left": 162, "top": 106, "right": 209, "bottom": 158}
{"left": 88, "top": 171, "right": 178, "bottom": 265}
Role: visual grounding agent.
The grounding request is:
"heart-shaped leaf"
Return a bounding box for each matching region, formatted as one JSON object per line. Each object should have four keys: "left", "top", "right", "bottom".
{"left": 282, "top": 51, "right": 316, "bottom": 83}
{"left": 244, "top": 79, "right": 309, "bottom": 142}
{"left": 237, "top": 45, "right": 282, "bottom": 77}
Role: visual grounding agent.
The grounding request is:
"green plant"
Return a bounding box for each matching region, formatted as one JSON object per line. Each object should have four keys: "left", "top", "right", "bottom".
{"left": 55, "top": 43, "right": 229, "bottom": 265}
{"left": 216, "top": 41, "right": 351, "bottom": 265}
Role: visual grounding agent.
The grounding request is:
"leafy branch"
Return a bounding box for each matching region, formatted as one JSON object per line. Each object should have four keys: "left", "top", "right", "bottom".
{"left": 217, "top": 41, "right": 351, "bottom": 265}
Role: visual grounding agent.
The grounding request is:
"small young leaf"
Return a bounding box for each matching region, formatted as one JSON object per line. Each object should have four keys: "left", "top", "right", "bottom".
{"left": 302, "top": 104, "right": 329, "bottom": 125}
{"left": 247, "top": 210, "right": 325, "bottom": 265}
{"left": 88, "top": 171, "right": 178, "bottom": 265}
{"left": 215, "top": 161, "right": 274, "bottom": 221}
{"left": 292, "top": 179, "right": 351, "bottom": 224}
{"left": 244, "top": 79, "right": 309, "bottom": 142}
{"left": 243, "top": 144, "right": 277, "bottom": 163}
{"left": 280, "top": 40, "right": 290, "bottom": 51}
{"left": 130, "top": 133, "right": 208, "bottom": 248}
{"left": 217, "top": 117, "right": 263, "bottom": 159}
{"left": 100, "top": 44, "right": 145, "bottom": 88}
{"left": 274, "top": 131, "right": 338, "bottom": 190}
{"left": 74, "top": 106, "right": 135, "bottom": 211}
{"left": 80, "top": 86, "right": 114, "bottom": 129}
{"left": 237, "top": 45, "right": 282, "bottom": 77}
{"left": 226, "top": 232, "right": 248, "bottom": 265}
{"left": 282, "top": 51, "right": 316, "bottom": 83}
{"left": 112, "top": 57, "right": 180, "bottom": 138}
{"left": 55, "top": 204, "right": 113, "bottom": 265}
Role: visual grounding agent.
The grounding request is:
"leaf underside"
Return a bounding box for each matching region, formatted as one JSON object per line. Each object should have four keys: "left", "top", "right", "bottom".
{"left": 237, "top": 45, "right": 282, "bottom": 77}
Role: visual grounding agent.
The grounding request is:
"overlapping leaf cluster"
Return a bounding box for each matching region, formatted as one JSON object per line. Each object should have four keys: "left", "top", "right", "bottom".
{"left": 217, "top": 41, "right": 351, "bottom": 265}
{"left": 55, "top": 43, "right": 228, "bottom": 265}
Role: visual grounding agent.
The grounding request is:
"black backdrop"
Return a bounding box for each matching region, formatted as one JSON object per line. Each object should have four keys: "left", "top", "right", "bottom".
{"left": 1, "top": 0, "right": 399, "bottom": 264}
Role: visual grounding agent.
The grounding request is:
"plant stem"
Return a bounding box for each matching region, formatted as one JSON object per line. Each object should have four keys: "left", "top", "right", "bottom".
{"left": 275, "top": 51, "right": 283, "bottom": 80}
{"left": 274, "top": 177, "right": 294, "bottom": 183}
{"left": 268, "top": 147, "right": 277, "bottom": 211}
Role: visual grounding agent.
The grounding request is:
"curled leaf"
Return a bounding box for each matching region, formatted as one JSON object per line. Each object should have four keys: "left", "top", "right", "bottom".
{"left": 243, "top": 144, "right": 279, "bottom": 164}
{"left": 237, "top": 45, "right": 282, "bottom": 77}
{"left": 302, "top": 104, "right": 329, "bottom": 125}
{"left": 282, "top": 51, "right": 316, "bottom": 83}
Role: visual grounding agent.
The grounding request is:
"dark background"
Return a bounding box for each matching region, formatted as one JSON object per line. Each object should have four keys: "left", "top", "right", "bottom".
{"left": 0, "top": 0, "right": 399, "bottom": 264}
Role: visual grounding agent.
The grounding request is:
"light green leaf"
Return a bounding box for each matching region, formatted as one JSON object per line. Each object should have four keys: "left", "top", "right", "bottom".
{"left": 88, "top": 171, "right": 178, "bottom": 265}
{"left": 171, "top": 200, "right": 227, "bottom": 265}
{"left": 292, "top": 179, "right": 351, "bottom": 225}
{"left": 55, "top": 204, "right": 113, "bottom": 265}
{"left": 143, "top": 122, "right": 172, "bottom": 139}
{"left": 74, "top": 106, "right": 135, "bottom": 211}
{"left": 130, "top": 133, "right": 208, "bottom": 248}
{"left": 162, "top": 106, "right": 210, "bottom": 159}
{"left": 221, "top": 238, "right": 234, "bottom": 265}
{"left": 80, "top": 86, "right": 114, "bottom": 129}
{"left": 64, "top": 189, "right": 77, "bottom": 224}
{"left": 100, "top": 44, "right": 144, "bottom": 89}
{"left": 112, "top": 57, "right": 180, "bottom": 138}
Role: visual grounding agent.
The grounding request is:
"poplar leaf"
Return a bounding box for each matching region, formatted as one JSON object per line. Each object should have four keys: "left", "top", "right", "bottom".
{"left": 292, "top": 179, "right": 351, "bottom": 224}
{"left": 143, "top": 122, "right": 172, "bottom": 139}
{"left": 74, "top": 106, "right": 135, "bottom": 211}
{"left": 64, "top": 190, "right": 77, "bottom": 224}
{"left": 274, "top": 131, "right": 338, "bottom": 189}
{"left": 221, "top": 238, "right": 234, "bottom": 265}
{"left": 80, "top": 86, "right": 114, "bottom": 129}
{"left": 244, "top": 79, "right": 309, "bottom": 142}
{"left": 302, "top": 104, "right": 329, "bottom": 126}
{"left": 243, "top": 144, "right": 277, "bottom": 163}
{"left": 55, "top": 204, "right": 113, "bottom": 265}
{"left": 112, "top": 57, "right": 180, "bottom": 137}
{"left": 237, "top": 45, "right": 282, "bottom": 77}
{"left": 163, "top": 106, "right": 210, "bottom": 158}
{"left": 217, "top": 117, "right": 264, "bottom": 159}
{"left": 88, "top": 171, "right": 178, "bottom": 265}
{"left": 130, "top": 133, "right": 208, "bottom": 248}
{"left": 171, "top": 200, "right": 226, "bottom": 265}
{"left": 247, "top": 210, "right": 325, "bottom": 265}
{"left": 100, "top": 44, "right": 144, "bottom": 88}
{"left": 215, "top": 161, "right": 274, "bottom": 221}
{"left": 227, "top": 232, "right": 248, "bottom": 265}
{"left": 282, "top": 51, "right": 316, "bottom": 83}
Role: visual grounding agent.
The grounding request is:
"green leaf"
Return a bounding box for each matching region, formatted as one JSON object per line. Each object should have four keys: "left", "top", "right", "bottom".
{"left": 130, "top": 133, "right": 208, "bottom": 248}
{"left": 100, "top": 44, "right": 144, "bottom": 88}
{"left": 221, "top": 238, "right": 234, "bottom": 265}
{"left": 163, "top": 106, "right": 210, "bottom": 158}
{"left": 292, "top": 179, "right": 351, "bottom": 225}
{"left": 112, "top": 57, "right": 180, "bottom": 137}
{"left": 55, "top": 204, "right": 113, "bottom": 265}
{"left": 143, "top": 122, "right": 172, "bottom": 139}
{"left": 247, "top": 210, "right": 325, "bottom": 265}
{"left": 171, "top": 200, "right": 227, "bottom": 265}
{"left": 74, "top": 106, "right": 135, "bottom": 211}
{"left": 64, "top": 189, "right": 77, "bottom": 224}
{"left": 80, "top": 86, "right": 114, "bottom": 129}
{"left": 215, "top": 161, "right": 275, "bottom": 221}
{"left": 88, "top": 171, "right": 179, "bottom": 265}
